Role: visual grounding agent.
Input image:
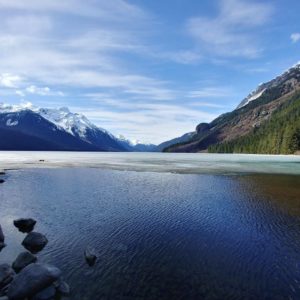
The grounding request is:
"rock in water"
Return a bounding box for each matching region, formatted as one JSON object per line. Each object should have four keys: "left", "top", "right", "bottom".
{"left": 0, "top": 226, "right": 5, "bottom": 252}
{"left": 22, "top": 232, "right": 48, "bottom": 253}
{"left": 0, "top": 179, "right": 4, "bottom": 184}
{"left": 31, "top": 285, "right": 56, "bottom": 300}
{"left": 0, "top": 225, "right": 4, "bottom": 242}
{"left": 7, "top": 263, "right": 61, "bottom": 300}
{"left": 13, "top": 218, "right": 36, "bottom": 233}
{"left": 12, "top": 252, "right": 37, "bottom": 273}
{"left": 0, "top": 243, "right": 5, "bottom": 253}
{"left": 54, "top": 280, "right": 70, "bottom": 297}
{"left": 0, "top": 264, "right": 15, "bottom": 290}
{"left": 84, "top": 246, "right": 97, "bottom": 266}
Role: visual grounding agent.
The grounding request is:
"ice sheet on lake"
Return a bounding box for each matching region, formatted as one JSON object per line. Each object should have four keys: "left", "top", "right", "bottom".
{"left": 0, "top": 151, "right": 299, "bottom": 175}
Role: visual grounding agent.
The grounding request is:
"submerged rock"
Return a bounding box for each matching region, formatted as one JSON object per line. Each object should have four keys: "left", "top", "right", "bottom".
{"left": 0, "top": 226, "right": 5, "bottom": 252}
{"left": 31, "top": 285, "right": 56, "bottom": 300}
{"left": 7, "top": 263, "right": 61, "bottom": 300}
{"left": 84, "top": 246, "right": 97, "bottom": 266}
{"left": 0, "top": 264, "right": 15, "bottom": 290}
{"left": 22, "top": 232, "right": 48, "bottom": 253}
{"left": 13, "top": 218, "right": 36, "bottom": 233}
{"left": 0, "top": 243, "right": 6, "bottom": 252}
{"left": 0, "top": 172, "right": 5, "bottom": 175}
{"left": 0, "top": 225, "right": 4, "bottom": 242}
{"left": 12, "top": 251, "right": 37, "bottom": 273}
{"left": 0, "top": 180, "right": 4, "bottom": 184}
{"left": 54, "top": 280, "right": 70, "bottom": 297}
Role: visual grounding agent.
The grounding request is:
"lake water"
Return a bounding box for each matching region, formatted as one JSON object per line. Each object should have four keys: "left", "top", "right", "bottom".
{"left": 0, "top": 153, "right": 300, "bottom": 299}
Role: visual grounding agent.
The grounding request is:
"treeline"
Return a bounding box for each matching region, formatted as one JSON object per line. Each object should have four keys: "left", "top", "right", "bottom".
{"left": 208, "top": 94, "right": 300, "bottom": 154}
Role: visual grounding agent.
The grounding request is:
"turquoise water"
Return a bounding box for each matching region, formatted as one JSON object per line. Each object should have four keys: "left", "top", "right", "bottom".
{"left": 0, "top": 167, "right": 300, "bottom": 299}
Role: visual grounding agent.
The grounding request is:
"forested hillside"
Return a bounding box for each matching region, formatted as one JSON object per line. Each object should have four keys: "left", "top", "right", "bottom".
{"left": 208, "top": 93, "right": 300, "bottom": 154}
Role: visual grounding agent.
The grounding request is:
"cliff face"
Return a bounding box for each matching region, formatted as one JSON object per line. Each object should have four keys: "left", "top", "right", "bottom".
{"left": 165, "top": 64, "right": 300, "bottom": 154}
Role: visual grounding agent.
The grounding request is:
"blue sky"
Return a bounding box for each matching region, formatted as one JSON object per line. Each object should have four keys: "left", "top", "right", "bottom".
{"left": 0, "top": 0, "right": 299, "bottom": 143}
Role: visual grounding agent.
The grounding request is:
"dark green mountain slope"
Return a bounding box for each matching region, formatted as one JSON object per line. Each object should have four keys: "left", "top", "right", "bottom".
{"left": 208, "top": 93, "right": 300, "bottom": 154}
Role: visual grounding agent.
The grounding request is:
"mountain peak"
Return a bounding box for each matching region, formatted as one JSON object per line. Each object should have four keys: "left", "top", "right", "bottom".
{"left": 237, "top": 62, "right": 300, "bottom": 109}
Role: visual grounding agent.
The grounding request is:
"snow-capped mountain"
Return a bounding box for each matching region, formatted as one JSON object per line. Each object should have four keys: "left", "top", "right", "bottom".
{"left": 0, "top": 103, "right": 156, "bottom": 152}
{"left": 237, "top": 62, "right": 300, "bottom": 109}
{"left": 116, "top": 135, "right": 157, "bottom": 152}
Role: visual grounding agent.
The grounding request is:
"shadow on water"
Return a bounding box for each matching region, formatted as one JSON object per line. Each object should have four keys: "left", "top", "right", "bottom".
{"left": 0, "top": 169, "right": 300, "bottom": 300}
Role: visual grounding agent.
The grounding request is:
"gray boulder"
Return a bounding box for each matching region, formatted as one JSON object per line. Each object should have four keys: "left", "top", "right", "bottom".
{"left": 84, "top": 246, "right": 97, "bottom": 266}
{"left": 13, "top": 218, "right": 36, "bottom": 233}
{"left": 0, "top": 264, "right": 15, "bottom": 290}
{"left": 22, "top": 232, "right": 48, "bottom": 253}
{"left": 12, "top": 252, "right": 37, "bottom": 273}
{"left": 7, "top": 263, "right": 61, "bottom": 300}
{"left": 31, "top": 285, "right": 56, "bottom": 300}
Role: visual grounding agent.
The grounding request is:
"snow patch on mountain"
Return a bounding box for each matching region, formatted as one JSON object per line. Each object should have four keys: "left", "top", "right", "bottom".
{"left": 38, "top": 107, "right": 97, "bottom": 138}
{"left": 240, "top": 88, "right": 266, "bottom": 108}
{"left": 6, "top": 119, "right": 18, "bottom": 126}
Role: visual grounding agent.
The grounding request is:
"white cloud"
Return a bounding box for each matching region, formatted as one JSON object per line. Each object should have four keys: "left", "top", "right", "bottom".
{"left": 291, "top": 33, "right": 300, "bottom": 43}
{"left": 25, "top": 85, "right": 64, "bottom": 96}
{"left": 188, "top": 87, "right": 233, "bottom": 98}
{"left": 186, "top": 0, "right": 273, "bottom": 59}
{"left": 0, "top": 73, "right": 23, "bottom": 88}
{"left": 0, "top": 0, "right": 148, "bottom": 21}
{"left": 74, "top": 103, "right": 217, "bottom": 144}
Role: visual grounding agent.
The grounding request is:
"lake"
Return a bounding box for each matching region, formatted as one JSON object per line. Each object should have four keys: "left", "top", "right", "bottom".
{"left": 0, "top": 152, "right": 300, "bottom": 299}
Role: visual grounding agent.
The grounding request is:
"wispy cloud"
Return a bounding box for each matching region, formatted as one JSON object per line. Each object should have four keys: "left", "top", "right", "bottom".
{"left": 74, "top": 103, "right": 217, "bottom": 144}
{"left": 187, "top": 87, "right": 233, "bottom": 98}
{"left": 291, "top": 33, "right": 300, "bottom": 43}
{"left": 186, "top": 0, "right": 274, "bottom": 59}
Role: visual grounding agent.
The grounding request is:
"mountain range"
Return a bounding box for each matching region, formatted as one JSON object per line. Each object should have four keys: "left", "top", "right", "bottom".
{"left": 1, "top": 62, "right": 300, "bottom": 154}
{"left": 0, "top": 104, "right": 155, "bottom": 152}
{"left": 165, "top": 63, "right": 300, "bottom": 154}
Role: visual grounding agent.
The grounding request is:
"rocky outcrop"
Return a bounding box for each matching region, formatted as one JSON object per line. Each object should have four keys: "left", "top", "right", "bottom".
{"left": 0, "top": 218, "right": 70, "bottom": 299}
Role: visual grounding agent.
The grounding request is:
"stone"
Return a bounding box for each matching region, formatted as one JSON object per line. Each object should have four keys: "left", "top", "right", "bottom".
{"left": 0, "top": 180, "right": 4, "bottom": 184}
{"left": 0, "top": 225, "right": 4, "bottom": 242}
{"left": 7, "top": 263, "right": 61, "bottom": 300}
{"left": 55, "top": 280, "right": 70, "bottom": 297}
{"left": 0, "top": 243, "right": 6, "bottom": 252}
{"left": 13, "top": 218, "right": 37, "bottom": 233}
{"left": 0, "top": 226, "right": 5, "bottom": 252}
{"left": 31, "top": 285, "right": 56, "bottom": 300}
{"left": 22, "top": 232, "right": 48, "bottom": 253}
{"left": 0, "top": 264, "right": 15, "bottom": 290}
{"left": 12, "top": 251, "right": 37, "bottom": 273}
{"left": 84, "top": 246, "right": 97, "bottom": 266}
